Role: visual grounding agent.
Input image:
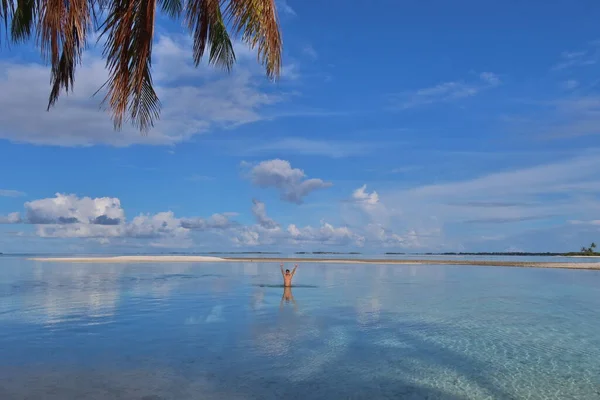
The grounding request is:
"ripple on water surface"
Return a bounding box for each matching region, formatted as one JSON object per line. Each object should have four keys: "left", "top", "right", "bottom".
{"left": 0, "top": 260, "right": 600, "bottom": 399}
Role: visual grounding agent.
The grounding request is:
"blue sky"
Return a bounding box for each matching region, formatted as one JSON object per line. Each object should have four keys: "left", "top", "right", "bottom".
{"left": 2, "top": 0, "right": 600, "bottom": 253}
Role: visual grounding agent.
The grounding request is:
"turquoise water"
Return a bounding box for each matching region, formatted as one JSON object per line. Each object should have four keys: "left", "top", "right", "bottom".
{"left": 1, "top": 258, "right": 599, "bottom": 399}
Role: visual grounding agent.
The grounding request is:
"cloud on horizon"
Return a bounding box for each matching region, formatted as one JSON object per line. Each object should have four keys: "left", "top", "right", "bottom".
{"left": 4, "top": 149, "right": 600, "bottom": 253}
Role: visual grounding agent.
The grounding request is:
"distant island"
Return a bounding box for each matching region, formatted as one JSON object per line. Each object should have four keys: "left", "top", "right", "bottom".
{"left": 295, "top": 251, "right": 362, "bottom": 255}
{"left": 386, "top": 243, "right": 600, "bottom": 257}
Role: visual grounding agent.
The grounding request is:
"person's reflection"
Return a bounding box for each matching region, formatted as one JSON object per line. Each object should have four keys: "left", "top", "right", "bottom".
{"left": 279, "top": 286, "right": 298, "bottom": 312}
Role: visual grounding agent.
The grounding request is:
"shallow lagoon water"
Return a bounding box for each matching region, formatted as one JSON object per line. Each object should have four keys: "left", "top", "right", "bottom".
{"left": 1, "top": 258, "right": 600, "bottom": 399}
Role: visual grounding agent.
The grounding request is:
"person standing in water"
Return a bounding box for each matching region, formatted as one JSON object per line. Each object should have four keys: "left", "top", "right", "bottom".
{"left": 280, "top": 263, "right": 298, "bottom": 287}
{"left": 280, "top": 263, "right": 299, "bottom": 312}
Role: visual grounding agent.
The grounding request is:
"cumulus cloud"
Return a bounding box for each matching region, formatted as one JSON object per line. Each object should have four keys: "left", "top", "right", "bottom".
{"left": 343, "top": 186, "right": 434, "bottom": 249}
{"left": 5, "top": 194, "right": 192, "bottom": 244}
{"left": 124, "top": 212, "right": 188, "bottom": 239}
{"left": 351, "top": 185, "right": 379, "bottom": 206}
{"left": 25, "top": 194, "right": 125, "bottom": 225}
{"left": 287, "top": 222, "right": 363, "bottom": 246}
{"left": 244, "top": 159, "right": 332, "bottom": 204}
{"left": 344, "top": 184, "right": 396, "bottom": 229}
{"left": 252, "top": 199, "right": 279, "bottom": 229}
{"left": 4, "top": 194, "right": 364, "bottom": 249}
{"left": 0, "top": 212, "right": 21, "bottom": 224}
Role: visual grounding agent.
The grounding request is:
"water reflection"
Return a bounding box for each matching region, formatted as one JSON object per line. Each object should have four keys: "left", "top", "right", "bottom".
{"left": 1, "top": 259, "right": 600, "bottom": 399}
{"left": 0, "top": 262, "right": 122, "bottom": 325}
{"left": 279, "top": 286, "right": 298, "bottom": 312}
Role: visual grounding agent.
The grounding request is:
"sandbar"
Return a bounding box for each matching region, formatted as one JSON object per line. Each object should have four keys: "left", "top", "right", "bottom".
{"left": 29, "top": 255, "right": 226, "bottom": 263}
{"left": 27, "top": 255, "right": 600, "bottom": 270}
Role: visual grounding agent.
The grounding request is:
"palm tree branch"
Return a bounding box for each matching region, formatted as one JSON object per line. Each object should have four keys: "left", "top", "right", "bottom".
{"left": 207, "top": 3, "right": 234, "bottom": 70}
{"left": 46, "top": 0, "right": 91, "bottom": 109}
{"left": 38, "top": 0, "right": 66, "bottom": 68}
{"left": 186, "top": 0, "right": 235, "bottom": 69}
{"left": 1, "top": 0, "right": 14, "bottom": 43}
{"left": 11, "top": 0, "right": 36, "bottom": 42}
{"left": 100, "top": 0, "right": 160, "bottom": 131}
{"left": 224, "top": 0, "right": 281, "bottom": 79}
{"left": 159, "top": 0, "right": 182, "bottom": 18}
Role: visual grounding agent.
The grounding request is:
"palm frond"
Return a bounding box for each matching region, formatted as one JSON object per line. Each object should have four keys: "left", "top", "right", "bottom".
{"left": 207, "top": 3, "right": 234, "bottom": 70}
{"left": 159, "top": 0, "right": 182, "bottom": 18}
{"left": 38, "top": 0, "right": 65, "bottom": 68}
{"left": 225, "top": 0, "right": 281, "bottom": 79}
{"left": 1, "top": 0, "right": 15, "bottom": 42}
{"left": 11, "top": 0, "right": 36, "bottom": 42}
{"left": 46, "top": 0, "right": 91, "bottom": 109}
{"left": 186, "top": 0, "right": 235, "bottom": 70}
{"left": 100, "top": 0, "right": 160, "bottom": 131}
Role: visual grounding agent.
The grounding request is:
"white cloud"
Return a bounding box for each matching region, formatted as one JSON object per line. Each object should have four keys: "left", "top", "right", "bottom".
{"left": 4, "top": 194, "right": 363, "bottom": 249}
{"left": 180, "top": 213, "right": 236, "bottom": 230}
{"left": 36, "top": 223, "right": 122, "bottom": 239}
{"left": 394, "top": 72, "right": 501, "bottom": 109}
{"left": 25, "top": 194, "right": 125, "bottom": 225}
{"left": 0, "top": 35, "right": 285, "bottom": 147}
{"left": 124, "top": 212, "right": 188, "bottom": 239}
{"left": 8, "top": 150, "right": 600, "bottom": 252}
{"left": 351, "top": 184, "right": 379, "bottom": 206}
{"left": 343, "top": 185, "right": 436, "bottom": 249}
{"left": 0, "top": 189, "right": 25, "bottom": 197}
{"left": 0, "top": 212, "right": 21, "bottom": 224}
{"left": 244, "top": 159, "right": 332, "bottom": 204}
{"left": 287, "top": 222, "right": 363, "bottom": 246}
{"left": 252, "top": 199, "right": 279, "bottom": 229}
{"left": 372, "top": 151, "right": 600, "bottom": 249}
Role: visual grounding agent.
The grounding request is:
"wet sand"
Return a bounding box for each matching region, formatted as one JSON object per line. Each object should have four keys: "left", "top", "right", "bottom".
{"left": 27, "top": 255, "right": 600, "bottom": 270}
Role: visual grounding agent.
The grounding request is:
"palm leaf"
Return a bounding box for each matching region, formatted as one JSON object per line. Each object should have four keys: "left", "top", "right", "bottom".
{"left": 46, "top": 0, "right": 91, "bottom": 109}
{"left": 11, "top": 0, "right": 36, "bottom": 42}
{"left": 224, "top": 0, "right": 281, "bottom": 79}
{"left": 159, "top": 0, "right": 182, "bottom": 18}
{"left": 1, "top": 0, "right": 15, "bottom": 42}
{"left": 186, "top": 0, "right": 235, "bottom": 70}
{"left": 2, "top": 0, "right": 282, "bottom": 132}
{"left": 100, "top": 0, "right": 160, "bottom": 131}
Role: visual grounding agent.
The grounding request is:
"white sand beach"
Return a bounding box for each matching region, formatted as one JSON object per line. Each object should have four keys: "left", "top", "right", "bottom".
{"left": 29, "top": 255, "right": 226, "bottom": 263}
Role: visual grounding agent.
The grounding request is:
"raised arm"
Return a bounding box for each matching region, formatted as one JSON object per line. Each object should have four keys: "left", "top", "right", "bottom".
{"left": 280, "top": 263, "right": 285, "bottom": 276}
{"left": 291, "top": 264, "right": 298, "bottom": 276}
